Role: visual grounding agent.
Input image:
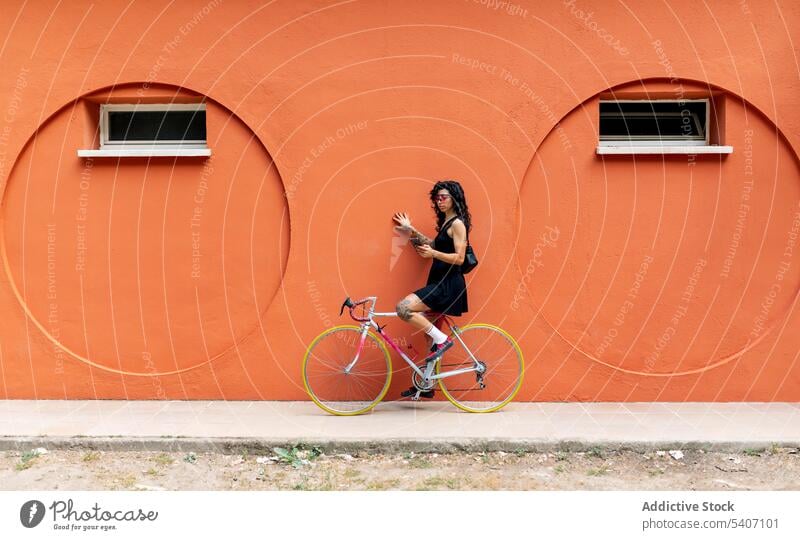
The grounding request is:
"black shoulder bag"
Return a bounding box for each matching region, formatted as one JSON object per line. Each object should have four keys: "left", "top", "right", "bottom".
{"left": 461, "top": 230, "right": 478, "bottom": 274}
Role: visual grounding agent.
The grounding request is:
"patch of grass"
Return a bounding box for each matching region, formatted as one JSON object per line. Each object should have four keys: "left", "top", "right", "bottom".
{"left": 586, "top": 466, "right": 609, "bottom": 476}
{"left": 417, "top": 475, "right": 462, "bottom": 490}
{"left": 586, "top": 446, "right": 604, "bottom": 459}
{"left": 648, "top": 469, "right": 665, "bottom": 477}
{"left": 768, "top": 443, "right": 780, "bottom": 455}
{"left": 118, "top": 474, "right": 137, "bottom": 489}
{"left": 366, "top": 478, "right": 400, "bottom": 490}
{"left": 554, "top": 452, "right": 569, "bottom": 462}
{"left": 314, "top": 470, "right": 335, "bottom": 491}
{"left": 554, "top": 465, "right": 565, "bottom": 474}
{"left": 273, "top": 447, "right": 304, "bottom": 468}
{"left": 742, "top": 448, "right": 762, "bottom": 457}
{"left": 407, "top": 456, "right": 433, "bottom": 469}
{"left": 419, "top": 476, "right": 446, "bottom": 490}
{"left": 273, "top": 444, "right": 323, "bottom": 469}
{"left": 183, "top": 452, "right": 197, "bottom": 464}
{"left": 291, "top": 475, "right": 310, "bottom": 490}
{"left": 299, "top": 443, "right": 324, "bottom": 457}
{"left": 82, "top": 451, "right": 100, "bottom": 462}
{"left": 15, "top": 450, "right": 39, "bottom": 471}
{"left": 145, "top": 468, "right": 158, "bottom": 476}
{"left": 445, "top": 477, "right": 461, "bottom": 489}
{"left": 343, "top": 467, "right": 361, "bottom": 479}
{"left": 152, "top": 453, "right": 174, "bottom": 466}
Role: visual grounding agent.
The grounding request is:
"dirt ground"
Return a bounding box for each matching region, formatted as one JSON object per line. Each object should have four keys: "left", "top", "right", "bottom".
{"left": 2, "top": 445, "right": 798, "bottom": 490}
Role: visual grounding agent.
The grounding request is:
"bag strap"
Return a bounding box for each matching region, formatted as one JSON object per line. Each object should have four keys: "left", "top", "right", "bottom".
{"left": 443, "top": 216, "right": 471, "bottom": 246}
{"left": 442, "top": 216, "right": 458, "bottom": 232}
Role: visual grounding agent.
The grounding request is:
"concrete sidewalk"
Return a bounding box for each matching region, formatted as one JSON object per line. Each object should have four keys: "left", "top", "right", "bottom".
{"left": 1, "top": 400, "right": 798, "bottom": 453}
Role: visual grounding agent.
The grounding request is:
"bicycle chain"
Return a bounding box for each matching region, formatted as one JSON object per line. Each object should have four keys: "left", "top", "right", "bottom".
{"left": 415, "top": 362, "right": 486, "bottom": 392}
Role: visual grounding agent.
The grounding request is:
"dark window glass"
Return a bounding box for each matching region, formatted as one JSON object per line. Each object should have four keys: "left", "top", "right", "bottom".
{"left": 107, "top": 109, "right": 206, "bottom": 142}
{"left": 599, "top": 101, "right": 706, "bottom": 140}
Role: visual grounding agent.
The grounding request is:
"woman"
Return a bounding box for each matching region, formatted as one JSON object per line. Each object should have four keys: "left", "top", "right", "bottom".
{"left": 392, "top": 180, "right": 471, "bottom": 398}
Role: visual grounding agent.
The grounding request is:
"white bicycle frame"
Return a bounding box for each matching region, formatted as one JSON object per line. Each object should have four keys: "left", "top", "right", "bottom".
{"left": 343, "top": 296, "right": 484, "bottom": 381}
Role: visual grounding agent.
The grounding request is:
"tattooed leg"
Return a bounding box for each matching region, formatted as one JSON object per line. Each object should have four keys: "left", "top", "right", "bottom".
{"left": 395, "top": 298, "right": 413, "bottom": 321}
{"left": 395, "top": 294, "right": 434, "bottom": 332}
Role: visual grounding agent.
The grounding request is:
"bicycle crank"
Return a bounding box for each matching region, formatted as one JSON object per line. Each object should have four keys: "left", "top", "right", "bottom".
{"left": 412, "top": 362, "right": 436, "bottom": 391}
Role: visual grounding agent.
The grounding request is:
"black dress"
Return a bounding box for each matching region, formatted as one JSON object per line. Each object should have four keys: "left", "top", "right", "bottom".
{"left": 413, "top": 216, "right": 469, "bottom": 316}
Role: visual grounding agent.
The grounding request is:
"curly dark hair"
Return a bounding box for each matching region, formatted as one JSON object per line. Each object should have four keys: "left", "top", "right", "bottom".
{"left": 429, "top": 179, "right": 472, "bottom": 236}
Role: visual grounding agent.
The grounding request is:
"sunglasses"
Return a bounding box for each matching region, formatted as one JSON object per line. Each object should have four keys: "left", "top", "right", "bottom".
{"left": 433, "top": 194, "right": 451, "bottom": 202}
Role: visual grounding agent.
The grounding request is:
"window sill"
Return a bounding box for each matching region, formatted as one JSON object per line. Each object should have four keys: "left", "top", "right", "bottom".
{"left": 77, "top": 147, "right": 212, "bottom": 157}
{"left": 596, "top": 145, "right": 733, "bottom": 155}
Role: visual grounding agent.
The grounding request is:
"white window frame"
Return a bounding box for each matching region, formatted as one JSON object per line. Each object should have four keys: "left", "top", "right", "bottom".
{"left": 598, "top": 99, "right": 708, "bottom": 146}
{"left": 78, "top": 103, "right": 211, "bottom": 157}
{"left": 596, "top": 99, "right": 731, "bottom": 155}
{"left": 100, "top": 103, "right": 208, "bottom": 148}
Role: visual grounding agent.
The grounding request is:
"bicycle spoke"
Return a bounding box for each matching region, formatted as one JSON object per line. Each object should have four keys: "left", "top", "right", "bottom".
{"left": 303, "top": 326, "right": 391, "bottom": 414}
{"left": 349, "top": 373, "right": 372, "bottom": 398}
{"left": 437, "top": 324, "right": 523, "bottom": 413}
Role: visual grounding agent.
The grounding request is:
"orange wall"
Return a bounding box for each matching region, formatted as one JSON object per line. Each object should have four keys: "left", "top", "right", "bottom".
{"left": 0, "top": 0, "right": 798, "bottom": 401}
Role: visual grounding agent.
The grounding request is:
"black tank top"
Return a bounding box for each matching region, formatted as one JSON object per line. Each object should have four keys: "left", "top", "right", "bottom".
{"left": 428, "top": 216, "right": 461, "bottom": 281}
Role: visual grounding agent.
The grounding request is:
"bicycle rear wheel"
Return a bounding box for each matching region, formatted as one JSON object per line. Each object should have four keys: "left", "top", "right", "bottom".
{"left": 302, "top": 325, "right": 392, "bottom": 415}
{"left": 436, "top": 324, "right": 524, "bottom": 413}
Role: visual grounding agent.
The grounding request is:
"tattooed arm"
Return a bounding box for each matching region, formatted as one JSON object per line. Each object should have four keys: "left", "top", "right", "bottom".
{"left": 409, "top": 226, "right": 434, "bottom": 246}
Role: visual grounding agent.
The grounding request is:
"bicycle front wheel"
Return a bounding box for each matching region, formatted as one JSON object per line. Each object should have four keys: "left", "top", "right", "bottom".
{"left": 302, "top": 325, "right": 392, "bottom": 415}
{"left": 436, "top": 324, "right": 524, "bottom": 413}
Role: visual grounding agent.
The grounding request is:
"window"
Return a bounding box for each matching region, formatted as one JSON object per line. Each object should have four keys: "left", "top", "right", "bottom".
{"left": 596, "top": 99, "right": 732, "bottom": 155}
{"left": 78, "top": 103, "right": 211, "bottom": 157}
{"left": 104, "top": 105, "right": 206, "bottom": 145}
{"left": 600, "top": 100, "right": 706, "bottom": 145}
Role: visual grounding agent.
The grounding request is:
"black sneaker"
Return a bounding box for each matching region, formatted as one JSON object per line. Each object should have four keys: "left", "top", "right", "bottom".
{"left": 400, "top": 386, "right": 435, "bottom": 399}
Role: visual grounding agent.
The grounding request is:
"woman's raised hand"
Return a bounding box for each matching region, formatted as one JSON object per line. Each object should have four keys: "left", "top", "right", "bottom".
{"left": 392, "top": 211, "right": 413, "bottom": 233}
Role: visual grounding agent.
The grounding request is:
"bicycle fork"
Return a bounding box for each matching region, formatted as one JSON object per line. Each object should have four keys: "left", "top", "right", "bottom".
{"left": 343, "top": 323, "right": 371, "bottom": 374}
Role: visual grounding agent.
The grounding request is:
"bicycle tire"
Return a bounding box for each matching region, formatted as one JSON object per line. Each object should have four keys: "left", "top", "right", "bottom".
{"left": 302, "top": 325, "right": 392, "bottom": 416}
{"left": 436, "top": 323, "right": 524, "bottom": 413}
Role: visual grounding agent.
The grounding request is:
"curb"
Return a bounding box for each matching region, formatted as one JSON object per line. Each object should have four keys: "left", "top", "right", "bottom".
{"left": 2, "top": 437, "right": 799, "bottom": 454}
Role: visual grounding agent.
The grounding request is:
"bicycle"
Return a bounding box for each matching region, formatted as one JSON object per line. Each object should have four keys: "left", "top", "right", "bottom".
{"left": 302, "top": 295, "right": 524, "bottom": 415}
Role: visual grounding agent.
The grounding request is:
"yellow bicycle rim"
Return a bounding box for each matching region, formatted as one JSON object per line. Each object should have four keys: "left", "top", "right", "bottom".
{"left": 302, "top": 324, "right": 392, "bottom": 416}
{"left": 437, "top": 323, "right": 525, "bottom": 413}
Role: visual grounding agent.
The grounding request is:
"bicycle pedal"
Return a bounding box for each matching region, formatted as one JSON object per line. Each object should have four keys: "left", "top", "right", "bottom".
{"left": 401, "top": 386, "right": 434, "bottom": 400}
